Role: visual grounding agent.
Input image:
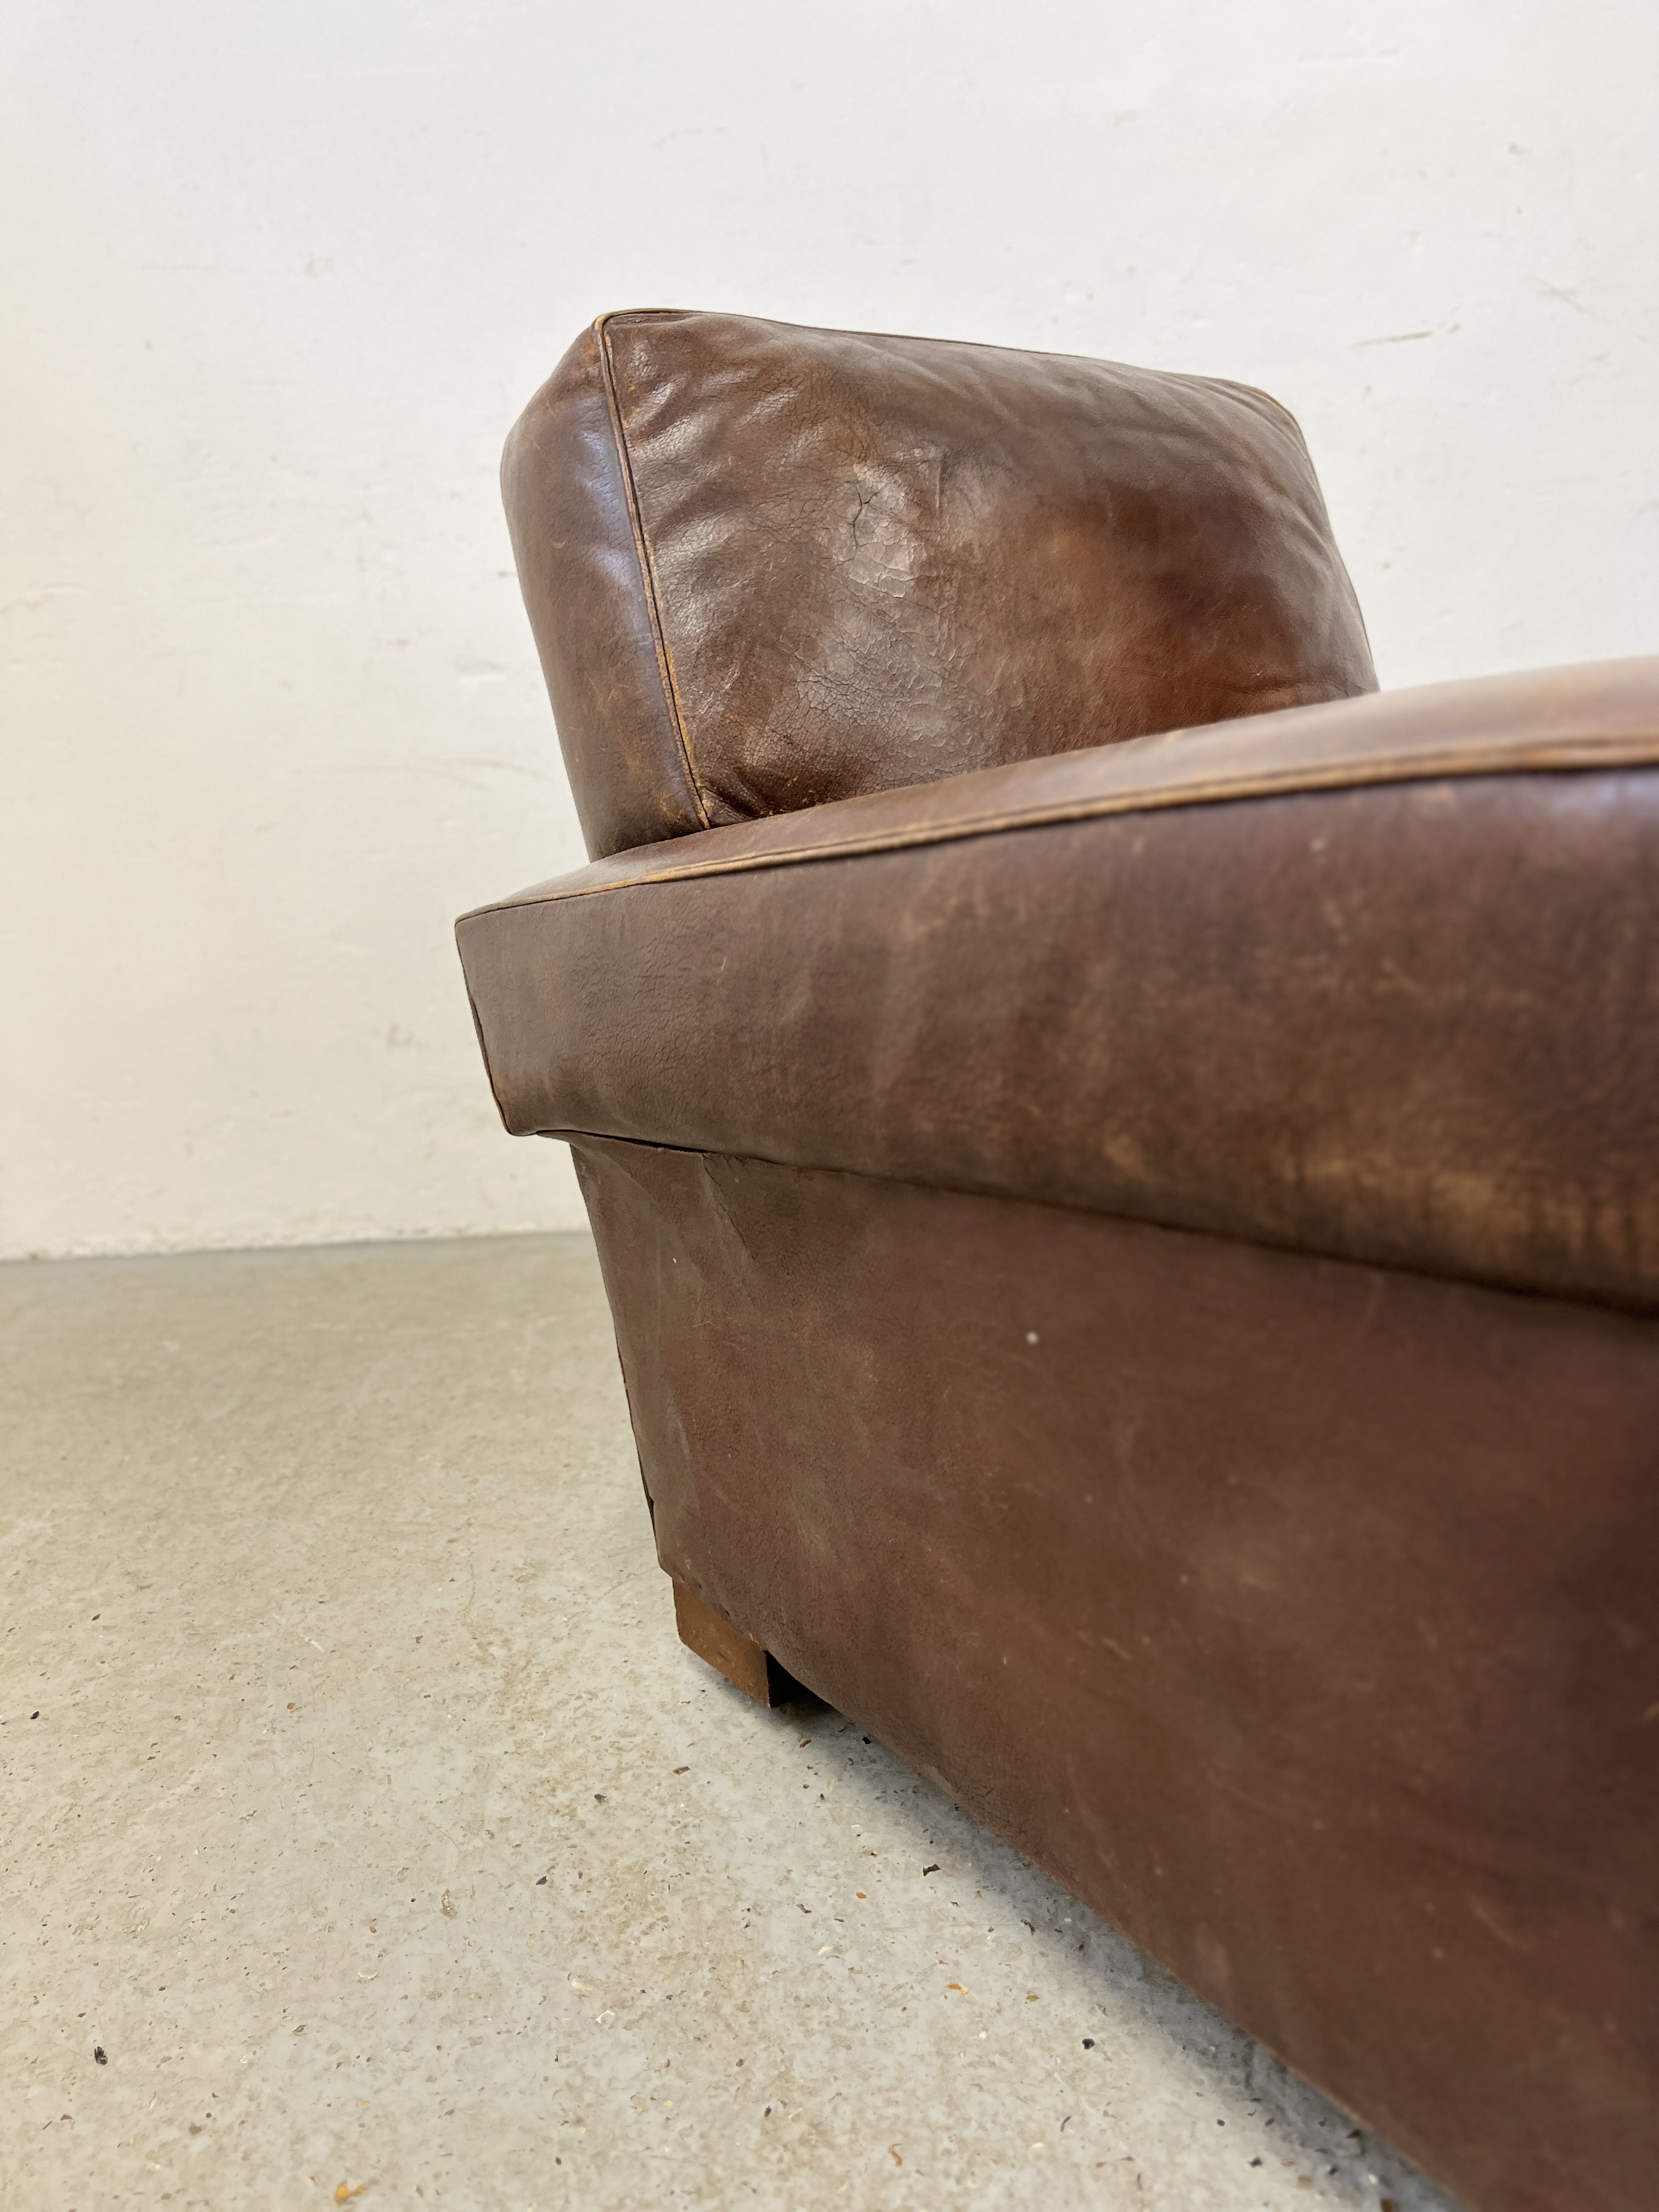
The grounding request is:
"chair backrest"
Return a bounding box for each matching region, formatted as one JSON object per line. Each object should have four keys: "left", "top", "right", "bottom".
{"left": 504, "top": 309, "right": 1376, "bottom": 860}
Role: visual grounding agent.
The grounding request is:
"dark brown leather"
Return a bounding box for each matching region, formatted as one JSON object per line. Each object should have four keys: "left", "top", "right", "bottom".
{"left": 458, "top": 659, "right": 1659, "bottom": 1313}
{"left": 574, "top": 1134, "right": 1659, "bottom": 2212}
{"left": 504, "top": 310, "right": 1376, "bottom": 858}
{"left": 472, "top": 306, "right": 1659, "bottom": 2211}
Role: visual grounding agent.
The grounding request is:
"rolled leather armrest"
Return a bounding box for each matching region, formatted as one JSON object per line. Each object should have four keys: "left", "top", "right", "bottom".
{"left": 457, "top": 659, "right": 1659, "bottom": 1312}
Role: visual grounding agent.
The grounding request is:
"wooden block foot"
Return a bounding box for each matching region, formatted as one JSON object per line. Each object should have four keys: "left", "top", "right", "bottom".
{"left": 672, "top": 1579, "right": 805, "bottom": 1707}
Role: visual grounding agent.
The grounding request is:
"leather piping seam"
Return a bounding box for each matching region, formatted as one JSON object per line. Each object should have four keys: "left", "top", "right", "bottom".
{"left": 458, "top": 974, "right": 512, "bottom": 1137}
{"left": 546, "top": 1131, "right": 1657, "bottom": 1318}
{"left": 459, "top": 732, "right": 1659, "bottom": 916}
{"left": 592, "top": 313, "right": 711, "bottom": 831}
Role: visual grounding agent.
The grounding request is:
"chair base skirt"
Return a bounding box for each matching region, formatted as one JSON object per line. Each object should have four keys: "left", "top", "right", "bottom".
{"left": 570, "top": 1133, "right": 1659, "bottom": 2212}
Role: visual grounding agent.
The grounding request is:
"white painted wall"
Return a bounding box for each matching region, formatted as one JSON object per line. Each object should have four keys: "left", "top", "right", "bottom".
{"left": 4, "top": 0, "right": 1655, "bottom": 1257}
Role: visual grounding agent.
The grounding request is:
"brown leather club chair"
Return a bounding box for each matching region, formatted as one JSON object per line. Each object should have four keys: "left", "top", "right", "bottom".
{"left": 456, "top": 311, "right": 1658, "bottom": 2212}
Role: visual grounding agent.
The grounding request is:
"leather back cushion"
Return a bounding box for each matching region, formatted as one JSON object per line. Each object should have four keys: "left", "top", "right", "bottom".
{"left": 504, "top": 309, "right": 1376, "bottom": 859}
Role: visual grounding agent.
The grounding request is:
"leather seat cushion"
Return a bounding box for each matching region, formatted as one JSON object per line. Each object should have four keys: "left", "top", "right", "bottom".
{"left": 457, "top": 660, "right": 1659, "bottom": 1311}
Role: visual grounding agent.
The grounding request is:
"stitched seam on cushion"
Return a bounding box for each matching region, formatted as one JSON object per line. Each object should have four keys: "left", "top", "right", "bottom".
{"left": 592, "top": 313, "right": 710, "bottom": 830}
{"left": 457, "top": 736, "right": 1659, "bottom": 917}
{"left": 454, "top": 940, "right": 515, "bottom": 1135}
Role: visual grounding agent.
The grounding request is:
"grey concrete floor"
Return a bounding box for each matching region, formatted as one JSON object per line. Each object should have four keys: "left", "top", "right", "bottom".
{"left": 1, "top": 1233, "right": 1459, "bottom": 2212}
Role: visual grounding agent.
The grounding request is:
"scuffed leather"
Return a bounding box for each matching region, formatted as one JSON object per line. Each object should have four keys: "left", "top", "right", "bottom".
{"left": 575, "top": 1137, "right": 1659, "bottom": 2212}
{"left": 471, "top": 304, "right": 1659, "bottom": 2212}
{"left": 505, "top": 309, "right": 1376, "bottom": 858}
{"left": 457, "top": 661, "right": 1659, "bottom": 1312}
